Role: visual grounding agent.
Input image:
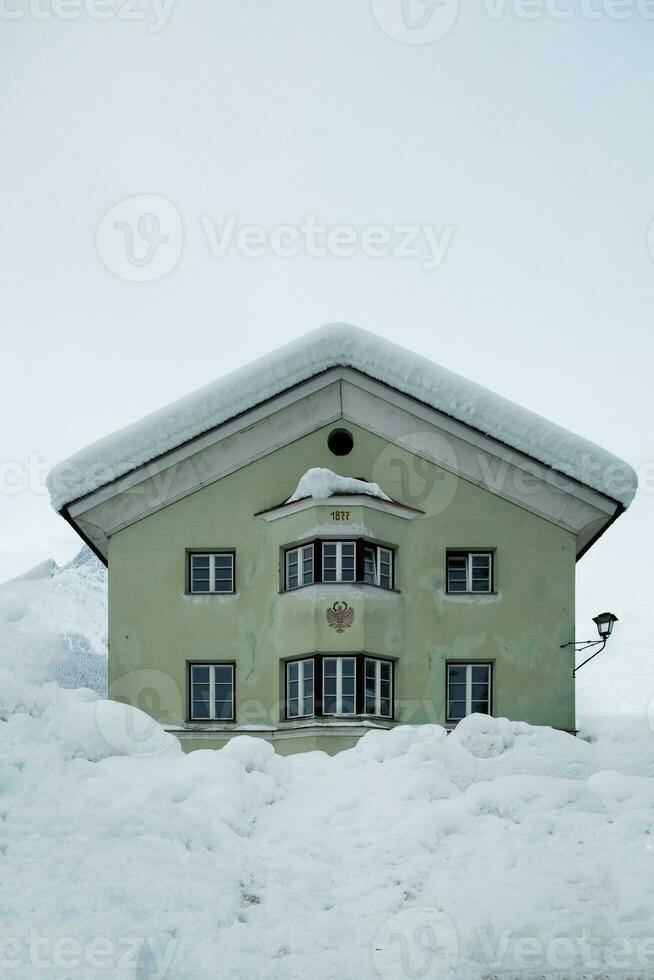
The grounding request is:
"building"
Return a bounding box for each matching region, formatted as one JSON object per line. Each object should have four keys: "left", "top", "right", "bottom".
{"left": 47, "top": 324, "right": 637, "bottom": 754}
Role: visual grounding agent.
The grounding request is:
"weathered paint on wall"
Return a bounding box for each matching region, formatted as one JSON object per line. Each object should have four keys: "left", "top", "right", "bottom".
{"left": 108, "top": 421, "right": 576, "bottom": 754}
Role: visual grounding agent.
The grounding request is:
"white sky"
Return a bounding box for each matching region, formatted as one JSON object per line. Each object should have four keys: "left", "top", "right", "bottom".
{"left": 1, "top": 1, "right": 652, "bottom": 695}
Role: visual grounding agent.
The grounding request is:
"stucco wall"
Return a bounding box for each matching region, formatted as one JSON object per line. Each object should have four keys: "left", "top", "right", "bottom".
{"left": 108, "top": 421, "right": 576, "bottom": 752}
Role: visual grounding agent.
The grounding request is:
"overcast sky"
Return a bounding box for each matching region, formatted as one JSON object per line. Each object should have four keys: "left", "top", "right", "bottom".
{"left": 1, "top": 1, "right": 652, "bottom": 704}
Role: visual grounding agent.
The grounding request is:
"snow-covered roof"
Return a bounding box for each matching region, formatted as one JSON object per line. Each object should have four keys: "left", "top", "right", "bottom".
{"left": 286, "top": 468, "right": 391, "bottom": 504}
{"left": 47, "top": 323, "right": 637, "bottom": 510}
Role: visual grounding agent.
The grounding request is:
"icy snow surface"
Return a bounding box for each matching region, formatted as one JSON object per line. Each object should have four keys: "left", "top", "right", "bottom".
{"left": 47, "top": 323, "right": 637, "bottom": 510}
{"left": 286, "top": 467, "right": 391, "bottom": 503}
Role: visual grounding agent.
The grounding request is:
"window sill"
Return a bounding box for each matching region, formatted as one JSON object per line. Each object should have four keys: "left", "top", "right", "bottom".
{"left": 183, "top": 591, "right": 238, "bottom": 598}
{"left": 441, "top": 590, "right": 500, "bottom": 602}
{"left": 279, "top": 582, "right": 401, "bottom": 596}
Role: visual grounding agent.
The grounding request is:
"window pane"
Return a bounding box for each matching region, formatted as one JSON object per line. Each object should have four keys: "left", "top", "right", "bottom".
{"left": 193, "top": 683, "right": 210, "bottom": 702}
{"left": 341, "top": 697, "right": 355, "bottom": 714}
{"left": 192, "top": 666, "right": 210, "bottom": 683}
{"left": 364, "top": 547, "right": 376, "bottom": 584}
{"left": 324, "top": 677, "right": 337, "bottom": 698}
{"left": 214, "top": 665, "right": 231, "bottom": 684}
{"left": 472, "top": 683, "right": 489, "bottom": 700}
{"left": 471, "top": 555, "right": 491, "bottom": 592}
{"left": 323, "top": 659, "right": 337, "bottom": 678}
{"left": 215, "top": 700, "right": 233, "bottom": 720}
{"left": 448, "top": 665, "right": 466, "bottom": 684}
{"left": 470, "top": 701, "right": 489, "bottom": 715}
{"left": 471, "top": 665, "right": 489, "bottom": 683}
{"left": 214, "top": 555, "right": 233, "bottom": 569}
{"left": 365, "top": 659, "right": 376, "bottom": 681}
{"left": 323, "top": 544, "right": 336, "bottom": 580}
{"left": 303, "top": 661, "right": 314, "bottom": 683}
{"left": 380, "top": 662, "right": 391, "bottom": 683}
{"left": 342, "top": 659, "right": 355, "bottom": 678}
{"left": 380, "top": 696, "right": 391, "bottom": 717}
{"left": 448, "top": 701, "right": 466, "bottom": 720}
{"left": 192, "top": 700, "right": 210, "bottom": 719}
{"left": 288, "top": 699, "right": 300, "bottom": 718}
{"left": 447, "top": 556, "right": 468, "bottom": 592}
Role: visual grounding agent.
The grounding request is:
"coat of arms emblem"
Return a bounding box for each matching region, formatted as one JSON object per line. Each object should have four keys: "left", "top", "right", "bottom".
{"left": 326, "top": 601, "right": 354, "bottom": 633}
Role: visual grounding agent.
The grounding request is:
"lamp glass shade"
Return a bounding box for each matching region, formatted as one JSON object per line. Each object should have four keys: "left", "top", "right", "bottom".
{"left": 593, "top": 612, "right": 618, "bottom": 640}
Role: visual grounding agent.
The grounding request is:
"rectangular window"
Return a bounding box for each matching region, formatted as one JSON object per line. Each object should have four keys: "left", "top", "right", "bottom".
{"left": 322, "top": 542, "right": 356, "bottom": 583}
{"left": 446, "top": 663, "right": 492, "bottom": 722}
{"left": 363, "top": 545, "right": 393, "bottom": 589}
{"left": 286, "top": 659, "right": 314, "bottom": 718}
{"left": 285, "top": 544, "right": 315, "bottom": 590}
{"left": 446, "top": 552, "right": 493, "bottom": 593}
{"left": 189, "top": 552, "right": 235, "bottom": 594}
{"left": 190, "top": 663, "right": 235, "bottom": 721}
{"left": 364, "top": 658, "right": 393, "bottom": 718}
{"left": 322, "top": 657, "right": 356, "bottom": 715}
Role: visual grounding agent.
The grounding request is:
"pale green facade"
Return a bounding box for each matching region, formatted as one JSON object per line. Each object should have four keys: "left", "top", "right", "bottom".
{"left": 107, "top": 421, "right": 577, "bottom": 754}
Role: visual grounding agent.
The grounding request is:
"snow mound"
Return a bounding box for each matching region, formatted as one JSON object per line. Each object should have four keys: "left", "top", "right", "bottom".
{"left": 2, "top": 705, "right": 654, "bottom": 979}
{"left": 0, "top": 546, "right": 107, "bottom": 696}
{"left": 47, "top": 323, "right": 637, "bottom": 510}
{"left": 286, "top": 467, "right": 391, "bottom": 503}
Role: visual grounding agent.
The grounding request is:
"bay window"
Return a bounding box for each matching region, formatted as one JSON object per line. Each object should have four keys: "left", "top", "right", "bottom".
{"left": 284, "top": 655, "right": 394, "bottom": 720}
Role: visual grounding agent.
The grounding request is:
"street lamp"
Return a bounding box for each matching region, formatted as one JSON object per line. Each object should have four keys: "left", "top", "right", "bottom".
{"left": 561, "top": 612, "right": 618, "bottom": 676}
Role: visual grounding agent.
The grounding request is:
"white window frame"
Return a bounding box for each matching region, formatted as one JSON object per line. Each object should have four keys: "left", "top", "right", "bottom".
{"left": 364, "top": 545, "right": 393, "bottom": 589}
{"left": 190, "top": 663, "right": 235, "bottom": 721}
{"left": 322, "top": 541, "right": 356, "bottom": 583}
{"left": 189, "top": 552, "right": 235, "bottom": 594}
{"left": 447, "top": 552, "right": 493, "bottom": 594}
{"left": 446, "top": 663, "right": 492, "bottom": 723}
{"left": 364, "top": 657, "right": 393, "bottom": 718}
{"left": 322, "top": 657, "right": 357, "bottom": 716}
{"left": 285, "top": 544, "right": 315, "bottom": 590}
{"left": 286, "top": 659, "right": 315, "bottom": 718}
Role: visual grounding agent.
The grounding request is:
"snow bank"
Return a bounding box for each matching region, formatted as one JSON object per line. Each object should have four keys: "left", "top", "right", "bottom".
{"left": 47, "top": 323, "right": 637, "bottom": 510}
{"left": 285, "top": 467, "right": 391, "bottom": 503}
{"left": 2, "top": 687, "right": 654, "bottom": 978}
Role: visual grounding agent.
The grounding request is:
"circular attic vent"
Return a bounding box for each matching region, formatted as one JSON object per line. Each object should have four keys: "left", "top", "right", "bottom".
{"left": 328, "top": 428, "right": 354, "bottom": 456}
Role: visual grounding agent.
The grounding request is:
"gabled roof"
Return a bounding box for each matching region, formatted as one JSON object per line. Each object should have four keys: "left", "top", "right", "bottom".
{"left": 47, "top": 323, "right": 637, "bottom": 512}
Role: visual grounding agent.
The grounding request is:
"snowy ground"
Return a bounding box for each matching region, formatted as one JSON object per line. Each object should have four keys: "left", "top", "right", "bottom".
{"left": 1, "top": 552, "right": 654, "bottom": 979}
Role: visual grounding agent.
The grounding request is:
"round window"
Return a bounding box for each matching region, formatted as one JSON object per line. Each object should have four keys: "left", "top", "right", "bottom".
{"left": 328, "top": 428, "right": 354, "bottom": 456}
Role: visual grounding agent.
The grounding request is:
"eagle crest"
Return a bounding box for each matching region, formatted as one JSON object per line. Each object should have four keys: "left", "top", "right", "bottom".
{"left": 326, "top": 601, "right": 354, "bottom": 633}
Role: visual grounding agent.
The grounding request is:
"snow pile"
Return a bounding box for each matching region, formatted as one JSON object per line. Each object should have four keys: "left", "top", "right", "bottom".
{"left": 47, "top": 323, "right": 637, "bottom": 510}
{"left": 2, "top": 676, "right": 654, "bottom": 978}
{"left": 0, "top": 546, "right": 107, "bottom": 697}
{"left": 285, "top": 467, "right": 391, "bottom": 503}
